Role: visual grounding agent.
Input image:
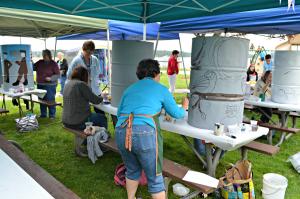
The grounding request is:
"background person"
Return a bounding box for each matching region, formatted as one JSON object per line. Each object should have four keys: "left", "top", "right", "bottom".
{"left": 115, "top": 59, "right": 187, "bottom": 199}
{"left": 246, "top": 64, "right": 258, "bottom": 82}
{"left": 67, "top": 40, "right": 107, "bottom": 128}
{"left": 167, "top": 50, "right": 179, "bottom": 93}
{"left": 34, "top": 49, "right": 60, "bottom": 119}
{"left": 57, "top": 52, "right": 68, "bottom": 95}
{"left": 13, "top": 50, "right": 28, "bottom": 86}
{"left": 3, "top": 52, "right": 12, "bottom": 83}
{"left": 253, "top": 71, "right": 272, "bottom": 123}
{"left": 62, "top": 66, "right": 105, "bottom": 130}
{"left": 263, "top": 54, "right": 273, "bottom": 72}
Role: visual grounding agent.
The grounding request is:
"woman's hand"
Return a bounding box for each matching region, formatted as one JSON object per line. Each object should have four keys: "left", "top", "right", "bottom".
{"left": 45, "top": 77, "right": 51, "bottom": 82}
{"left": 182, "top": 97, "right": 189, "bottom": 110}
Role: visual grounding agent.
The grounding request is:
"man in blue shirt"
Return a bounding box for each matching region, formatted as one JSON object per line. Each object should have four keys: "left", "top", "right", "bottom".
{"left": 67, "top": 41, "right": 101, "bottom": 96}
{"left": 66, "top": 41, "right": 107, "bottom": 127}
{"left": 263, "top": 54, "right": 273, "bottom": 72}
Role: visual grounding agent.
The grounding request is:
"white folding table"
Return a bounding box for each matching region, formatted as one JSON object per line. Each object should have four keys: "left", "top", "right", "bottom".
{"left": 0, "top": 89, "right": 46, "bottom": 117}
{"left": 94, "top": 103, "right": 269, "bottom": 177}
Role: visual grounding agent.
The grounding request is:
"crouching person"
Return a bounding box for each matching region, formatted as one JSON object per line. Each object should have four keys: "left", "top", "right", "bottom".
{"left": 62, "top": 66, "right": 107, "bottom": 130}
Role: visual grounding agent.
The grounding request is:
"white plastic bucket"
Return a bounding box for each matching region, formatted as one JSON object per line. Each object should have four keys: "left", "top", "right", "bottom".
{"left": 262, "top": 173, "right": 288, "bottom": 199}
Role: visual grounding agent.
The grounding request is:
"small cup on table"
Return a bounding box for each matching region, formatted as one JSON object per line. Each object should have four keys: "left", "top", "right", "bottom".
{"left": 214, "top": 123, "right": 224, "bottom": 136}
{"left": 250, "top": 120, "right": 258, "bottom": 131}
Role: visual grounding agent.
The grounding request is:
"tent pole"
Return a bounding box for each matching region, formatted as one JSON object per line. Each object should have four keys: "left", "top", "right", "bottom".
{"left": 44, "top": 38, "right": 47, "bottom": 49}
{"left": 143, "top": 22, "right": 146, "bottom": 41}
{"left": 19, "top": 36, "right": 22, "bottom": 44}
{"left": 107, "top": 26, "right": 112, "bottom": 93}
{"left": 178, "top": 36, "right": 189, "bottom": 89}
{"left": 153, "top": 32, "right": 160, "bottom": 57}
{"left": 54, "top": 37, "right": 57, "bottom": 61}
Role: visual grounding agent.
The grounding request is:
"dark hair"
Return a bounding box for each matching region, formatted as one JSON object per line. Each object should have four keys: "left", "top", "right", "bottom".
{"left": 136, "top": 59, "right": 160, "bottom": 80}
{"left": 172, "top": 50, "right": 179, "bottom": 55}
{"left": 42, "top": 49, "right": 52, "bottom": 60}
{"left": 265, "top": 54, "right": 271, "bottom": 60}
{"left": 261, "top": 71, "right": 272, "bottom": 83}
{"left": 71, "top": 66, "right": 89, "bottom": 83}
{"left": 82, "top": 40, "right": 95, "bottom": 52}
{"left": 247, "top": 64, "right": 256, "bottom": 73}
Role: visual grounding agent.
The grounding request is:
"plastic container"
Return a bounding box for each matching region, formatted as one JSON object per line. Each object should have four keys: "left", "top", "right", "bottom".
{"left": 172, "top": 183, "right": 190, "bottom": 197}
{"left": 288, "top": 152, "right": 300, "bottom": 173}
{"left": 262, "top": 173, "right": 288, "bottom": 199}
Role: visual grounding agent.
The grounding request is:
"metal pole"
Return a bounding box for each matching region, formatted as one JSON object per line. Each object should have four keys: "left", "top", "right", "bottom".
{"left": 143, "top": 22, "right": 146, "bottom": 41}
{"left": 153, "top": 32, "right": 160, "bottom": 58}
{"left": 178, "top": 36, "right": 189, "bottom": 89}
{"left": 44, "top": 38, "right": 47, "bottom": 49}
{"left": 107, "top": 27, "right": 112, "bottom": 94}
{"left": 53, "top": 37, "right": 57, "bottom": 61}
{"left": 19, "top": 36, "right": 22, "bottom": 44}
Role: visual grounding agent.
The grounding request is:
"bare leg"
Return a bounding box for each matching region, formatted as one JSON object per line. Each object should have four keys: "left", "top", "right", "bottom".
{"left": 126, "top": 178, "right": 139, "bottom": 199}
{"left": 151, "top": 191, "right": 165, "bottom": 199}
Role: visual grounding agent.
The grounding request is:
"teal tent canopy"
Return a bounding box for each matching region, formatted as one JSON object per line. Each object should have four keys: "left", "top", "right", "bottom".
{"left": 0, "top": 0, "right": 297, "bottom": 23}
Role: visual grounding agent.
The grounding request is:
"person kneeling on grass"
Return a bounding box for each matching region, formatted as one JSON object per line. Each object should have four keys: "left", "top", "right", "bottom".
{"left": 62, "top": 66, "right": 107, "bottom": 131}
{"left": 115, "top": 59, "right": 188, "bottom": 199}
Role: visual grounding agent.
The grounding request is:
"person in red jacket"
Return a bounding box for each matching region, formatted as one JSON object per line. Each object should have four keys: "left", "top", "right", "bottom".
{"left": 167, "top": 50, "right": 179, "bottom": 93}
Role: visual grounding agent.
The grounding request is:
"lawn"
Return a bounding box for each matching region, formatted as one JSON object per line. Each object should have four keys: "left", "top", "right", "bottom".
{"left": 0, "top": 74, "right": 299, "bottom": 199}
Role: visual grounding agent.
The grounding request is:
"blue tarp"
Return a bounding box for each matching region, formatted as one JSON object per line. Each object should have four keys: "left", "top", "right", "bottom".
{"left": 58, "top": 20, "right": 179, "bottom": 40}
{"left": 160, "top": 6, "right": 300, "bottom": 35}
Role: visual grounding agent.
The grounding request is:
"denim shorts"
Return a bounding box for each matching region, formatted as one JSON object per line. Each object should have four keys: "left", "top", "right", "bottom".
{"left": 115, "top": 125, "right": 165, "bottom": 194}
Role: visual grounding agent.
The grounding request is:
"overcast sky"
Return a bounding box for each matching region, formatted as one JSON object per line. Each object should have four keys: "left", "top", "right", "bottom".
{"left": 0, "top": 33, "right": 286, "bottom": 53}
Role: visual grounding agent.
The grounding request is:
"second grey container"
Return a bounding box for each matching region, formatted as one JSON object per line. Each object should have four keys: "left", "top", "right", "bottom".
{"left": 188, "top": 36, "right": 249, "bottom": 130}
{"left": 111, "top": 41, "right": 154, "bottom": 107}
{"left": 272, "top": 51, "right": 300, "bottom": 105}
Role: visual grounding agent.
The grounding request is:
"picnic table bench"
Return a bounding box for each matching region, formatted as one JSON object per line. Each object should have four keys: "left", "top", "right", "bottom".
{"left": 63, "top": 126, "right": 216, "bottom": 198}
{"left": 0, "top": 108, "right": 9, "bottom": 115}
{"left": 21, "top": 95, "right": 62, "bottom": 109}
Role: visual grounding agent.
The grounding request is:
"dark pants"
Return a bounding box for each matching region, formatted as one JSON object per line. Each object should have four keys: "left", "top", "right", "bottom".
{"left": 64, "top": 113, "right": 107, "bottom": 131}
{"left": 37, "top": 84, "right": 57, "bottom": 118}
{"left": 260, "top": 108, "right": 273, "bottom": 123}
{"left": 60, "top": 76, "right": 67, "bottom": 95}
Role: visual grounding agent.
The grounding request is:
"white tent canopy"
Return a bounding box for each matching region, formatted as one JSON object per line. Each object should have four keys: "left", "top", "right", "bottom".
{"left": 0, "top": 7, "right": 107, "bottom": 38}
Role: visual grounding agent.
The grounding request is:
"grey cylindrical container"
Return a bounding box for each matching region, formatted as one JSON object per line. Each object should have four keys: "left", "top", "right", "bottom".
{"left": 111, "top": 41, "right": 154, "bottom": 107}
{"left": 188, "top": 36, "right": 249, "bottom": 130}
{"left": 272, "top": 51, "right": 300, "bottom": 105}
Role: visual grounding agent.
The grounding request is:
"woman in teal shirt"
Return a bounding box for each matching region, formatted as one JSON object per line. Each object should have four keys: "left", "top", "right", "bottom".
{"left": 115, "top": 59, "right": 187, "bottom": 199}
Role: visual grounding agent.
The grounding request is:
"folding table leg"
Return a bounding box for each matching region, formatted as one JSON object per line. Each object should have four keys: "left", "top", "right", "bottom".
{"left": 241, "top": 147, "right": 248, "bottom": 160}
{"left": 181, "top": 135, "right": 207, "bottom": 168}
{"left": 30, "top": 94, "right": 34, "bottom": 113}
{"left": 17, "top": 97, "right": 23, "bottom": 117}
{"left": 205, "top": 144, "right": 214, "bottom": 177}
{"left": 276, "top": 112, "right": 289, "bottom": 147}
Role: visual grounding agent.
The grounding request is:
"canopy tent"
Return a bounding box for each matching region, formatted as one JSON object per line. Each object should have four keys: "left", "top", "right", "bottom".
{"left": 57, "top": 20, "right": 179, "bottom": 41}
{"left": 0, "top": 7, "right": 107, "bottom": 38}
{"left": 0, "top": 1, "right": 297, "bottom": 23}
{"left": 160, "top": 6, "right": 300, "bottom": 35}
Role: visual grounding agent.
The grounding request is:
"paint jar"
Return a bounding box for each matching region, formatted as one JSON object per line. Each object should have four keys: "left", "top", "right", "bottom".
{"left": 214, "top": 123, "right": 224, "bottom": 136}
{"left": 250, "top": 120, "right": 258, "bottom": 131}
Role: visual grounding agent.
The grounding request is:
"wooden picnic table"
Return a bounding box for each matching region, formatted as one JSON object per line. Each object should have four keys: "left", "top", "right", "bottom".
{"left": 245, "top": 97, "right": 300, "bottom": 146}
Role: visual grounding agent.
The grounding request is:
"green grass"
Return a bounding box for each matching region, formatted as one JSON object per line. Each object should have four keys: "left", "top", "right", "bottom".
{"left": 0, "top": 77, "right": 300, "bottom": 199}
